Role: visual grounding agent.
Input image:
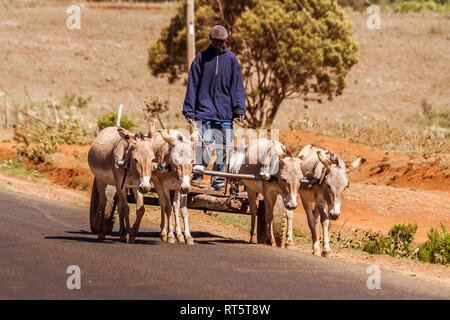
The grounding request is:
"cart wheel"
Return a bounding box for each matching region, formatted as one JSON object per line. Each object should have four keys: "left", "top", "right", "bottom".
{"left": 89, "top": 178, "right": 99, "bottom": 234}
{"left": 272, "top": 194, "right": 287, "bottom": 248}
{"left": 256, "top": 200, "right": 266, "bottom": 244}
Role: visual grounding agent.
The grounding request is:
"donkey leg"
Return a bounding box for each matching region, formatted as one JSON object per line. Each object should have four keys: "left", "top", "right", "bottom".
{"left": 160, "top": 187, "right": 175, "bottom": 244}
{"left": 172, "top": 190, "right": 185, "bottom": 243}
{"left": 180, "top": 194, "right": 194, "bottom": 245}
{"left": 247, "top": 190, "right": 258, "bottom": 244}
{"left": 263, "top": 191, "right": 277, "bottom": 246}
{"left": 116, "top": 188, "right": 133, "bottom": 244}
{"left": 285, "top": 209, "right": 295, "bottom": 249}
{"left": 153, "top": 181, "right": 167, "bottom": 242}
{"left": 119, "top": 208, "right": 126, "bottom": 242}
{"left": 318, "top": 201, "right": 331, "bottom": 257}
{"left": 302, "top": 198, "right": 321, "bottom": 256}
{"left": 95, "top": 181, "right": 107, "bottom": 240}
{"left": 130, "top": 188, "right": 146, "bottom": 242}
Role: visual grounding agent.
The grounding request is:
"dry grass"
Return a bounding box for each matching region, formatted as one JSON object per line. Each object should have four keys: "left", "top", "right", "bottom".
{"left": 0, "top": 3, "right": 449, "bottom": 148}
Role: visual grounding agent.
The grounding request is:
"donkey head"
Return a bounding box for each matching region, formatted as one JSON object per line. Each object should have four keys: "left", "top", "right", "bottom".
{"left": 118, "top": 124, "right": 156, "bottom": 194}
{"left": 275, "top": 145, "right": 303, "bottom": 210}
{"left": 159, "top": 130, "right": 194, "bottom": 194}
{"left": 317, "top": 150, "right": 349, "bottom": 220}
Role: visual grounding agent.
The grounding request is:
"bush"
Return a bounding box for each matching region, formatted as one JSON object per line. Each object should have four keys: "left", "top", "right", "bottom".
{"left": 384, "top": 223, "right": 418, "bottom": 257}
{"left": 392, "top": 1, "right": 449, "bottom": 13}
{"left": 332, "top": 223, "right": 448, "bottom": 264}
{"left": 11, "top": 93, "right": 92, "bottom": 164}
{"left": 416, "top": 224, "right": 450, "bottom": 264}
{"left": 337, "top": 0, "right": 364, "bottom": 11}
{"left": 97, "top": 112, "right": 134, "bottom": 131}
{"left": 14, "top": 120, "right": 88, "bottom": 164}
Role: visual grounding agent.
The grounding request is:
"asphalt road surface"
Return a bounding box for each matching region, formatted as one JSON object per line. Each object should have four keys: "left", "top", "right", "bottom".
{"left": 0, "top": 190, "right": 449, "bottom": 300}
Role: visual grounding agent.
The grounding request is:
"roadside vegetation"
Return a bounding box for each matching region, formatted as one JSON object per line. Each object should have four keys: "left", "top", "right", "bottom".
{"left": 9, "top": 93, "right": 137, "bottom": 164}
{"left": 289, "top": 100, "right": 450, "bottom": 155}
{"left": 331, "top": 222, "right": 449, "bottom": 265}
{"left": 11, "top": 94, "right": 91, "bottom": 164}
{"left": 339, "top": 0, "right": 450, "bottom": 12}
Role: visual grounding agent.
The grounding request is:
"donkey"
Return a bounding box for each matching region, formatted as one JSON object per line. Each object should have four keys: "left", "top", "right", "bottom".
{"left": 151, "top": 129, "right": 195, "bottom": 245}
{"left": 88, "top": 125, "right": 156, "bottom": 243}
{"left": 238, "top": 138, "right": 303, "bottom": 246}
{"left": 297, "top": 144, "right": 363, "bottom": 256}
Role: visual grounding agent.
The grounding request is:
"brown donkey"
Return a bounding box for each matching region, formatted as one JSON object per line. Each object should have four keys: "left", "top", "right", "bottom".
{"left": 88, "top": 125, "right": 156, "bottom": 242}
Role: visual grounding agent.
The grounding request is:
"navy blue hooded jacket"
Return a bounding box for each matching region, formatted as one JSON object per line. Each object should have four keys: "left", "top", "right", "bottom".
{"left": 182, "top": 45, "right": 246, "bottom": 122}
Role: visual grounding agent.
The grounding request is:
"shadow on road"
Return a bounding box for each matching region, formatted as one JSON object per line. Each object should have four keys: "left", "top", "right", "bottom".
{"left": 44, "top": 230, "right": 248, "bottom": 246}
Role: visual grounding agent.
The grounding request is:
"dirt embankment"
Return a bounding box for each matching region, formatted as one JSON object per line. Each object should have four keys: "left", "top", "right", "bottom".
{"left": 0, "top": 130, "right": 449, "bottom": 287}
{"left": 0, "top": 129, "right": 449, "bottom": 243}
{"left": 280, "top": 131, "right": 450, "bottom": 192}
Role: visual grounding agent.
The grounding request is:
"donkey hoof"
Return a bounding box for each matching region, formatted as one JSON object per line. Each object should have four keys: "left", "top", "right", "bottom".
{"left": 313, "top": 250, "right": 321, "bottom": 257}
{"left": 97, "top": 233, "right": 105, "bottom": 240}
{"left": 322, "top": 250, "right": 331, "bottom": 257}
{"left": 177, "top": 234, "right": 185, "bottom": 243}
{"left": 160, "top": 234, "right": 167, "bottom": 243}
{"left": 167, "top": 235, "right": 176, "bottom": 244}
{"left": 285, "top": 242, "right": 295, "bottom": 250}
{"left": 250, "top": 237, "right": 258, "bottom": 244}
{"left": 127, "top": 235, "right": 135, "bottom": 244}
{"left": 186, "top": 237, "right": 195, "bottom": 246}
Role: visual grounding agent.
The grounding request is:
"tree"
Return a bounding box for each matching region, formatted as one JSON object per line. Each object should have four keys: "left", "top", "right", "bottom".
{"left": 148, "top": 0, "right": 359, "bottom": 128}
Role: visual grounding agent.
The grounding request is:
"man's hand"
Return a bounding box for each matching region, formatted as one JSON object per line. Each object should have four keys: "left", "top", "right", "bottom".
{"left": 186, "top": 117, "right": 195, "bottom": 125}
{"left": 238, "top": 114, "right": 245, "bottom": 122}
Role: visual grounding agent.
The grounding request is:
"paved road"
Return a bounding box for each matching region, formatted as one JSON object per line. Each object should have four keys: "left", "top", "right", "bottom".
{"left": 0, "top": 190, "right": 449, "bottom": 300}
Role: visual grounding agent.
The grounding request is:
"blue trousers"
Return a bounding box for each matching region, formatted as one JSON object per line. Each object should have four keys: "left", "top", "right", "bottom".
{"left": 193, "top": 120, "right": 234, "bottom": 188}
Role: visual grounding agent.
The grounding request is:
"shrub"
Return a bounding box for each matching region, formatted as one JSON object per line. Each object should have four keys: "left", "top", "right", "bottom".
{"left": 392, "top": 1, "right": 449, "bottom": 13}
{"left": 416, "top": 224, "right": 450, "bottom": 264}
{"left": 383, "top": 223, "right": 418, "bottom": 257}
{"left": 97, "top": 112, "right": 134, "bottom": 131}
{"left": 332, "top": 223, "right": 448, "bottom": 264}
{"left": 13, "top": 120, "right": 88, "bottom": 164}
{"left": 358, "top": 224, "right": 417, "bottom": 257}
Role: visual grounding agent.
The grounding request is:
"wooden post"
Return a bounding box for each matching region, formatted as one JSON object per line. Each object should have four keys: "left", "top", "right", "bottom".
{"left": 24, "top": 87, "right": 30, "bottom": 128}
{"left": 3, "top": 89, "right": 8, "bottom": 129}
{"left": 186, "top": 0, "right": 195, "bottom": 67}
{"left": 116, "top": 104, "right": 123, "bottom": 127}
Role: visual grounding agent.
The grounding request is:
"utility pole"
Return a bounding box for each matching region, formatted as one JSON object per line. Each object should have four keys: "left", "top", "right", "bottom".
{"left": 186, "top": 0, "right": 195, "bottom": 67}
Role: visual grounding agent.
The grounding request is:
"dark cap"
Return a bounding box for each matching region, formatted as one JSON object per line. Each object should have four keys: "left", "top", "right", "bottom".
{"left": 210, "top": 25, "right": 228, "bottom": 40}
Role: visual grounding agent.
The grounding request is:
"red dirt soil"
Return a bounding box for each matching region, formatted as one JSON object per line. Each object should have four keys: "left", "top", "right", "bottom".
{"left": 0, "top": 130, "right": 448, "bottom": 242}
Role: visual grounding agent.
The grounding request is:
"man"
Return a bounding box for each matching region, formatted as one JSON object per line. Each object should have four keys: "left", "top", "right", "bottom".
{"left": 182, "top": 25, "right": 246, "bottom": 191}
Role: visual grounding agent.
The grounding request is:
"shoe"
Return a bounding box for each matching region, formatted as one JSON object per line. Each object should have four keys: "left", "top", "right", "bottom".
{"left": 193, "top": 164, "right": 205, "bottom": 174}
{"left": 191, "top": 176, "right": 203, "bottom": 187}
{"left": 213, "top": 185, "right": 225, "bottom": 192}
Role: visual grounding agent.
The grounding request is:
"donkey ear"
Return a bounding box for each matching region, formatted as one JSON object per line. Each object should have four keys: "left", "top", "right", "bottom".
{"left": 118, "top": 128, "right": 137, "bottom": 144}
{"left": 190, "top": 129, "right": 200, "bottom": 142}
{"left": 351, "top": 157, "right": 366, "bottom": 169}
{"left": 317, "top": 150, "right": 332, "bottom": 170}
{"left": 337, "top": 157, "right": 346, "bottom": 169}
{"left": 278, "top": 143, "right": 291, "bottom": 159}
{"left": 158, "top": 129, "right": 176, "bottom": 146}
{"left": 147, "top": 122, "right": 156, "bottom": 139}
{"left": 297, "top": 144, "right": 313, "bottom": 160}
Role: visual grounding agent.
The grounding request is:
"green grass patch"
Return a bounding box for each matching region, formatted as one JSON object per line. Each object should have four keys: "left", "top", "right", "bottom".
{"left": 0, "top": 184, "right": 12, "bottom": 192}
{"left": 293, "top": 228, "right": 307, "bottom": 238}
{"left": 209, "top": 212, "right": 251, "bottom": 232}
{"left": 0, "top": 160, "right": 34, "bottom": 176}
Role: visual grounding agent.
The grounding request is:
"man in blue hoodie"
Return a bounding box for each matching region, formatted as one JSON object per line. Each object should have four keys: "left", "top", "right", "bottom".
{"left": 182, "top": 25, "right": 246, "bottom": 191}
